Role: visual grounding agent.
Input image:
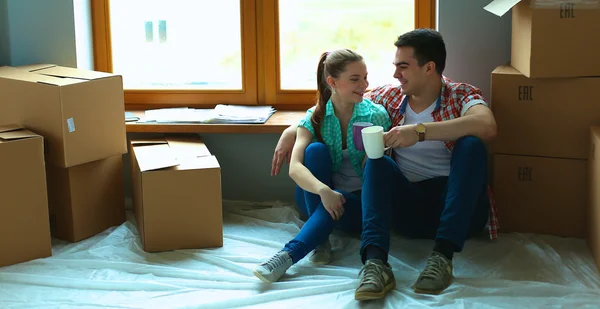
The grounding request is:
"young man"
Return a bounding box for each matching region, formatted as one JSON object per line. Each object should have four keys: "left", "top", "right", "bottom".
{"left": 270, "top": 29, "right": 498, "bottom": 300}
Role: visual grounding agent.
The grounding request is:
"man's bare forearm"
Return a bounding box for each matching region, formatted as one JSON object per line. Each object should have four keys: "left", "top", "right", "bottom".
{"left": 422, "top": 112, "right": 497, "bottom": 142}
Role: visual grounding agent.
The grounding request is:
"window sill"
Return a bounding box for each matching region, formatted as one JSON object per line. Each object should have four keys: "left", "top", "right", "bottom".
{"left": 125, "top": 110, "right": 304, "bottom": 134}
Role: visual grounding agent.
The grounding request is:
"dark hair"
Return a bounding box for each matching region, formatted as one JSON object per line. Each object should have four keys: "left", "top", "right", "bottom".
{"left": 311, "top": 49, "right": 363, "bottom": 142}
{"left": 394, "top": 28, "right": 446, "bottom": 75}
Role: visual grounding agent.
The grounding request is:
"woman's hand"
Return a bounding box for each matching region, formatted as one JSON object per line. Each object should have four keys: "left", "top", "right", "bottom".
{"left": 318, "top": 187, "right": 346, "bottom": 220}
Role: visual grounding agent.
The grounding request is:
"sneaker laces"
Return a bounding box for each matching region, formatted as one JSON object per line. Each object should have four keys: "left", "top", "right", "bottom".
{"left": 420, "top": 254, "right": 447, "bottom": 279}
{"left": 358, "top": 262, "right": 385, "bottom": 288}
{"left": 261, "top": 252, "right": 290, "bottom": 272}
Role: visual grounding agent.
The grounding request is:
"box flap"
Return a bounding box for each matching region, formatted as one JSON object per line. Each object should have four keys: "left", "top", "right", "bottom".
{"left": 0, "top": 124, "right": 39, "bottom": 141}
{"left": 165, "top": 136, "right": 212, "bottom": 159}
{"left": 131, "top": 138, "right": 168, "bottom": 146}
{"left": 0, "top": 66, "right": 85, "bottom": 86}
{"left": 0, "top": 124, "right": 24, "bottom": 133}
{"left": 178, "top": 154, "right": 221, "bottom": 170}
{"left": 492, "top": 64, "right": 522, "bottom": 75}
{"left": 134, "top": 144, "right": 179, "bottom": 172}
{"left": 17, "top": 64, "right": 57, "bottom": 71}
{"left": 484, "top": 0, "right": 521, "bottom": 16}
{"left": 33, "top": 65, "right": 116, "bottom": 81}
{"left": 132, "top": 136, "right": 218, "bottom": 172}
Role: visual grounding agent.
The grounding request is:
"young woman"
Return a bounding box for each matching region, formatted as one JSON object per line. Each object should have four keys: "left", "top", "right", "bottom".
{"left": 254, "top": 49, "right": 391, "bottom": 283}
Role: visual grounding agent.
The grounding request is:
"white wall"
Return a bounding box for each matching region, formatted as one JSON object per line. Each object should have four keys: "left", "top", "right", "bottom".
{"left": 2, "top": 0, "right": 513, "bottom": 203}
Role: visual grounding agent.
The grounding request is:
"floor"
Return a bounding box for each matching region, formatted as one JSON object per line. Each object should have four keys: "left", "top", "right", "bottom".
{"left": 1, "top": 200, "right": 599, "bottom": 308}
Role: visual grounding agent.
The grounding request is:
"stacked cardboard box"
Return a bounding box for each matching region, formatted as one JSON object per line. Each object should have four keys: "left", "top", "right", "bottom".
{"left": 0, "top": 64, "right": 128, "bottom": 256}
{"left": 0, "top": 125, "right": 52, "bottom": 268}
{"left": 486, "top": 0, "right": 600, "bottom": 238}
{"left": 129, "top": 135, "right": 223, "bottom": 252}
{"left": 0, "top": 63, "right": 225, "bottom": 266}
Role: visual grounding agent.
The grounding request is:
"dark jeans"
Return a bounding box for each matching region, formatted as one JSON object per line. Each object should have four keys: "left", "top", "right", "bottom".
{"left": 359, "top": 136, "right": 490, "bottom": 262}
{"left": 283, "top": 142, "right": 362, "bottom": 264}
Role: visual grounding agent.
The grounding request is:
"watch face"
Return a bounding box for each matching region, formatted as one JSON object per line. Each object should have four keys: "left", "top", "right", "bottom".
{"left": 416, "top": 124, "right": 426, "bottom": 133}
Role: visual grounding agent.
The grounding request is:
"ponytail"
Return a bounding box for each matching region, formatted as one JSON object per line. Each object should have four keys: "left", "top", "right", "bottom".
{"left": 311, "top": 52, "right": 331, "bottom": 143}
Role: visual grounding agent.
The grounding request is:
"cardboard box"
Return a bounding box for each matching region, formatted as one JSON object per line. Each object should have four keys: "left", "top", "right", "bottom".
{"left": 0, "top": 124, "right": 52, "bottom": 267}
{"left": 493, "top": 153, "right": 587, "bottom": 238}
{"left": 491, "top": 65, "right": 600, "bottom": 159}
{"left": 46, "top": 155, "right": 126, "bottom": 242}
{"left": 130, "top": 135, "right": 223, "bottom": 252}
{"left": 0, "top": 64, "right": 127, "bottom": 168}
{"left": 588, "top": 126, "right": 600, "bottom": 272}
{"left": 484, "top": 0, "right": 600, "bottom": 78}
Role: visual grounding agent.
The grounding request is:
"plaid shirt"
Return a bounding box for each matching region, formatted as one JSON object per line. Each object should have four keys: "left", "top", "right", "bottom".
{"left": 364, "top": 76, "right": 499, "bottom": 241}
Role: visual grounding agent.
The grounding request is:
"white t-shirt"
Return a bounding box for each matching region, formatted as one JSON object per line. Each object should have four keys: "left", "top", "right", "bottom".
{"left": 393, "top": 101, "right": 451, "bottom": 182}
{"left": 332, "top": 149, "right": 362, "bottom": 192}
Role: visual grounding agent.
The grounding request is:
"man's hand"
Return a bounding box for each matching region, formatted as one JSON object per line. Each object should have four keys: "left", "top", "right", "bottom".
{"left": 271, "top": 127, "right": 296, "bottom": 176}
{"left": 318, "top": 187, "right": 346, "bottom": 220}
{"left": 384, "top": 125, "right": 418, "bottom": 148}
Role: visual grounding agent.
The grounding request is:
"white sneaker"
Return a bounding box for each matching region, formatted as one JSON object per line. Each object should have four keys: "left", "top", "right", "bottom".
{"left": 309, "top": 240, "right": 332, "bottom": 265}
{"left": 253, "top": 251, "right": 293, "bottom": 283}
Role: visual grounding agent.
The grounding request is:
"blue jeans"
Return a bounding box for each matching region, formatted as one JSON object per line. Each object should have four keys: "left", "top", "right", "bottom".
{"left": 360, "top": 136, "right": 490, "bottom": 262}
{"left": 283, "top": 143, "right": 363, "bottom": 264}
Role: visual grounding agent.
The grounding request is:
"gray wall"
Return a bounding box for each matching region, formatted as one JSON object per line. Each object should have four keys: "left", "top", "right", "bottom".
{"left": 2, "top": 0, "right": 512, "bottom": 204}
{"left": 6, "top": 0, "right": 77, "bottom": 67}
{"left": 0, "top": 0, "right": 9, "bottom": 66}
{"left": 439, "top": 0, "right": 512, "bottom": 101}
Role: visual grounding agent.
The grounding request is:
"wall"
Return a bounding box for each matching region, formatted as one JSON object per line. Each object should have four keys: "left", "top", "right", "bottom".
{"left": 0, "top": 0, "right": 9, "bottom": 66}
{"left": 438, "top": 0, "right": 512, "bottom": 101}
{"left": 3, "top": 0, "right": 512, "bottom": 204}
{"left": 6, "top": 0, "right": 77, "bottom": 67}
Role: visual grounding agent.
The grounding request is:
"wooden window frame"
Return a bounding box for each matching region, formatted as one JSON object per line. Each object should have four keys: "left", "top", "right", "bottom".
{"left": 92, "top": 0, "right": 436, "bottom": 111}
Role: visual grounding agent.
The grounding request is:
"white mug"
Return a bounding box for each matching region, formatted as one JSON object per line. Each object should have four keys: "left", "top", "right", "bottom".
{"left": 361, "top": 126, "right": 385, "bottom": 159}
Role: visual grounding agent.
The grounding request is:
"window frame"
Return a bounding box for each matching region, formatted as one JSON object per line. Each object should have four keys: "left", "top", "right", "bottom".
{"left": 92, "top": 0, "right": 436, "bottom": 110}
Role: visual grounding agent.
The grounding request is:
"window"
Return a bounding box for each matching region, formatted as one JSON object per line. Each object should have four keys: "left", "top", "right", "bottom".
{"left": 92, "top": 0, "right": 435, "bottom": 110}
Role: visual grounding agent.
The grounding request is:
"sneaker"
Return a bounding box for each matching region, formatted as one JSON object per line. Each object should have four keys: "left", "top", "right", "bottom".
{"left": 412, "top": 251, "right": 453, "bottom": 294}
{"left": 309, "top": 240, "right": 332, "bottom": 265}
{"left": 354, "top": 259, "right": 396, "bottom": 301}
{"left": 253, "top": 251, "right": 293, "bottom": 283}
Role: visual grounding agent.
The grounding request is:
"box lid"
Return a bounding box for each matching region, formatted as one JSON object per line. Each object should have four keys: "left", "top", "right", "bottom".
{"left": 492, "top": 64, "right": 523, "bottom": 75}
{"left": 0, "top": 65, "right": 86, "bottom": 86}
{"left": 484, "top": 0, "right": 599, "bottom": 16}
{"left": 0, "top": 124, "right": 40, "bottom": 142}
{"left": 484, "top": 0, "right": 522, "bottom": 16}
{"left": 26, "top": 65, "right": 117, "bottom": 81}
{"left": 131, "top": 136, "right": 217, "bottom": 172}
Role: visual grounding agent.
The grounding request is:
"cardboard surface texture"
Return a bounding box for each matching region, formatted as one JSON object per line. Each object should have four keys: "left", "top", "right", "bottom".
{"left": 491, "top": 65, "right": 600, "bottom": 159}
{"left": 484, "top": 0, "right": 600, "bottom": 78}
{"left": 130, "top": 135, "right": 223, "bottom": 252}
{"left": 46, "top": 155, "right": 126, "bottom": 243}
{"left": 0, "top": 64, "right": 127, "bottom": 168}
{"left": 588, "top": 127, "right": 600, "bottom": 273}
{"left": 0, "top": 124, "right": 52, "bottom": 267}
{"left": 493, "top": 153, "right": 587, "bottom": 238}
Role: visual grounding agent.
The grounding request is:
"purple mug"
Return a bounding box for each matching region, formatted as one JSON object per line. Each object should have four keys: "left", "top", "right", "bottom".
{"left": 353, "top": 122, "right": 373, "bottom": 151}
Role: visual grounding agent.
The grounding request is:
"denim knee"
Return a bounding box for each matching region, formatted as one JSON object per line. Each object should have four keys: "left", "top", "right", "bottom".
{"left": 305, "top": 142, "right": 329, "bottom": 161}
{"left": 364, "top": 156, "right": 396, "bottom": 178}
{"left": 454, "top": 136, "right": 487, "bottom": 158}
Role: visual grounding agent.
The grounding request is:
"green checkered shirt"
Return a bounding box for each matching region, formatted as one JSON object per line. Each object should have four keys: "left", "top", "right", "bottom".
{"left": 298, "top": 98, "right": 391, "bottom": 178}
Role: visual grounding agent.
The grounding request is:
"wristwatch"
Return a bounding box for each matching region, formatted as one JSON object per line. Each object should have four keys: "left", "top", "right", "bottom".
{"left": 415, "top": 123, "right": 426, "bottom": 142}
